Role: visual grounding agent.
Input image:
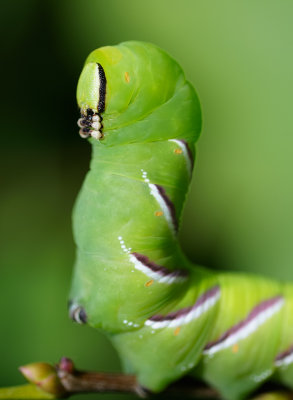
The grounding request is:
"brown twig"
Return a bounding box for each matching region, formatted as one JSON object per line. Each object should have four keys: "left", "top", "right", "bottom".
{"left": 56, "top": 357, "right": 219, "bottom": 398}
{"left": 57, "top": 365, "right": 140, "bottom": 396}
{"left": 0, "top": 357, "right": 293, "bottom": 399}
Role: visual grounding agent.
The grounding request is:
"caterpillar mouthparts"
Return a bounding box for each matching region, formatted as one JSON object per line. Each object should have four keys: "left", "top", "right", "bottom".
{"left": 77, "top": 108, "right": 103, "bottom": 140}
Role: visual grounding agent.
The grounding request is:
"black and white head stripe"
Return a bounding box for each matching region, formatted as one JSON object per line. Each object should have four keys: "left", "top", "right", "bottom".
{"left": 68, "top": 301, "right": 87, "bottom": 324}
{"left": 97, "top": 63, "right": 106, "bottom": 113}
{"left": 275, "top": 345, "right": 293, "bottom": 367}
{"left": 145, "top": 285, "right": 220, "bottom": 329}
{"left": 204, "top": 295, "right": 284, "bottom": 355}
{"left": 129, "top": 252, "right": 188, "bottom": 284}
{"left": 77, "top": 63, "right": 106, "bottom": 140}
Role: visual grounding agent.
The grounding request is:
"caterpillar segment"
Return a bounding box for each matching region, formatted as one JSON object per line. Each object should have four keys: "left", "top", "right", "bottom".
{"left": 69, "top": 41, "right": 293, "bottom": 400}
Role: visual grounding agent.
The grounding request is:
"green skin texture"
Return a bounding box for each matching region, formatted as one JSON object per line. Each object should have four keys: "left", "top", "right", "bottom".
{"left": 70, "top": 41, "right": 293, "bottom": 400}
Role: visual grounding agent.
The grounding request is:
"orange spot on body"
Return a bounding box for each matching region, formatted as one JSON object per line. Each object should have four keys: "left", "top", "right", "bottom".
{"left": 174, "top": 149, "right": 183, "bottom": 154}
{"left": 155, "top": 211, "right": 163, "bottom": 217}
{"left": 232, "top": 344, "right": 239, "bottom": 353}
{"left": 124, "top": 72, "right": 130, "bottom": 83}
{"left": 145, "top": 280, "right": 154, "bottom": 287}
{"left": 174, "top": 327, "right": 181, "bottom": 336}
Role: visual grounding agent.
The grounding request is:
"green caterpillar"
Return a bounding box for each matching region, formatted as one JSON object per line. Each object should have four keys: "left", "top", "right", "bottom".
{"left": 69, "top": 41, "right": 293, "bottom": 400}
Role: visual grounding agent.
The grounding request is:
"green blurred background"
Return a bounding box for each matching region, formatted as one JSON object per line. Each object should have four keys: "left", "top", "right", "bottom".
{"left": 1, "top": 1, "right": 293, "bottom": 399}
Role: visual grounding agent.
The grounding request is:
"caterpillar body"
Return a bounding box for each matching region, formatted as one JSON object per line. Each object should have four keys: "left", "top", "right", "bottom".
{"left": 69, "top": 41, "right": 293, "bottom": 400}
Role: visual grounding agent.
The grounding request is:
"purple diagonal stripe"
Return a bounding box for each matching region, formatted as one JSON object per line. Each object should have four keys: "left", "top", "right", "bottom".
{"left": 204, "top": 295, "right": 284, "bottom": 354}
{"left": 155, "top": 184, "right": 178, "bottom": 232}
{"left": 146, "top": 285, "right": 220, "bottom": 328}
{"left": 131, "top": 252, "right": 188, "bottom": 279}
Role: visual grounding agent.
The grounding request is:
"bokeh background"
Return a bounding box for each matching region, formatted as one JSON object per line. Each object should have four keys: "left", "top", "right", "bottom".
{"left": 1, "top": 1, "right": 293, "bottom": 399}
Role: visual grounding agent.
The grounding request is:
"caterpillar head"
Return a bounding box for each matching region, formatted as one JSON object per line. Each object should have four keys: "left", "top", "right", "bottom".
{"left": 77, "top": 42, "right": 142, "bottom": 142}
{"left": 76, "top": 41, "right": 200, "bottom": 146}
